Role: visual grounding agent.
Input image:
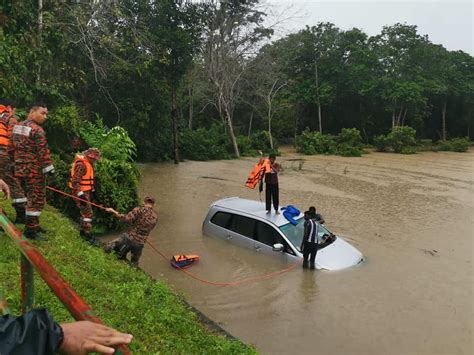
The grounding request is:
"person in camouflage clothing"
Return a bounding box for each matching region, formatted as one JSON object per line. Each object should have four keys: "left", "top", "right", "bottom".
{"left": 0, "top": 100, "right": 27, "bottom": 222}
{"left": 68, "top": 148, "right": 100, "bottom": 244}
{"left": 104, "top": 196, "right": 158, "bottom": 266}
{"left": 9, "top": 103, "right": 54, "bottom": 240}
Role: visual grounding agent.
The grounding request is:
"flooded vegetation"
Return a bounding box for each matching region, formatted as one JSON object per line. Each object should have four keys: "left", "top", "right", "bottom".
{"left": 131, "top": 148, "right": 474, "bottom": 354}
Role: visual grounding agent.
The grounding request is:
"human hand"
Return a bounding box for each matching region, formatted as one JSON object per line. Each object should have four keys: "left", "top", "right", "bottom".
{"left": 0, "top": 179, "right": 11, "bottom": 200}
{"left": 105, "top": 207, "right": 118, "bottom": 215}
{"left": 59, "top": 321, "right": 132, "bottom": 354}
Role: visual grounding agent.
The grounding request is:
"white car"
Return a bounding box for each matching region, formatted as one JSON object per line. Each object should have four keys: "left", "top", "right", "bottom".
{"left": 202, "top": 197, "right": 363, "bottom": 270}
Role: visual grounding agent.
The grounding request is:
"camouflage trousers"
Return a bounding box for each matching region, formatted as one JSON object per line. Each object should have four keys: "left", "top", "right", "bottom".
{"left": 18, "top": 175, "right": 46, "bottom": 233}
{"left": 73, "top": 191, "right": 93, "bottom": 233}
{"left": 104, "top": 233, "right": 144, "bottom": 266}
{"left": 0, "top": 152, "right": 26, "bottom": 207}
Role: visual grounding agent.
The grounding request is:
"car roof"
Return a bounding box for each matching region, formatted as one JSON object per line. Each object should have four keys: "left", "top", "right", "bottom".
{"left": 210, "top": 197, "right": 304, "bottom": 227}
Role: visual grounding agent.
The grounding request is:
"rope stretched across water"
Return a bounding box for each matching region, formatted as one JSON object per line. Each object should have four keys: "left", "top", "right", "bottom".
{"left": 46, "top": 186, "right": 302, "bottom": 286}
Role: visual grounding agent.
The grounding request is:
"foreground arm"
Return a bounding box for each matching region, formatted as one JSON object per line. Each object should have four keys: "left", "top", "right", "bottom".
{"left": 60, "top": 321, "right": 133, "bottom": 354}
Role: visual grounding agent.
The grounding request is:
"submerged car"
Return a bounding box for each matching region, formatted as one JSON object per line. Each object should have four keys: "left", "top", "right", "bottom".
{"left": 202, "top": 197, "right": 363, "bottom": 270}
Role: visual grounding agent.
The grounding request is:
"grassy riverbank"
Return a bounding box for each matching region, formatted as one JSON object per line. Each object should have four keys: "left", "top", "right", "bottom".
{"left": 0, "top": 202, "right": 255, "bottom": 354}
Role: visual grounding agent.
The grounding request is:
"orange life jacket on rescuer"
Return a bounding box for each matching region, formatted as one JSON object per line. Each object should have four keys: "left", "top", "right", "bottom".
{"left": 68, "top": 155, "right": 94, "bottom": 192}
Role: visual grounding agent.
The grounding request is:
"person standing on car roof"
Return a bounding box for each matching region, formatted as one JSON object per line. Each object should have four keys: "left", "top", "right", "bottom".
{"left": 301, "top": 210, "right": 319, "bottom": 270}
{"left": 258, "top": 151, "right": 281, "bottom": 214}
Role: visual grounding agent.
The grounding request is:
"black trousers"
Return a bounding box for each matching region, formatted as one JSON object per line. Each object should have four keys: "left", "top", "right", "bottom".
{"left": 303, "top": 241, "right": 318, "bottom": 269}
{"left": 265, "top": 184, "right": 279, "bottom": 211}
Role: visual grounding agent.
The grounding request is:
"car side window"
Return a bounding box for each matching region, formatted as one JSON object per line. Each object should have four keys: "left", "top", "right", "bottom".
{"left": 210, "top": 212, "right": 232, "bottom": 229}
{"left": 256, "top": 222, "right": 295, "bottom": 255}
{"left": 228, "top": 214, "right": 256, "bottom": 239}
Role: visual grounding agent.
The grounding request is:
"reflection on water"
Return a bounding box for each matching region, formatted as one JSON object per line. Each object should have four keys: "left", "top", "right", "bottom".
{"left": 120, "top": 149, "right": 473, "bottom": 354}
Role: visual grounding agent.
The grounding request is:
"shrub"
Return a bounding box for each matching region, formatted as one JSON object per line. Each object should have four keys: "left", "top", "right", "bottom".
{"left": 296, "top": 129, "right": 336, "bottom": 155}
{"left": 335, "top": 128, "right": 364, "bottom": 156}
{"left": 374, "top": 134, "right": 390, "bottom": 152}
{"left": 45, "top": 104, "right": 85, "bottom": 156}
{"left": 297, "top": 128, "right": 364, "bottom": 156}
{"left": 438, "top": 137, "right": 470, "bottom": 152}
{"left": 390, "top": 126, "right": 417, "bottom": 153}
{"left": 80, "top": 119, "right": 137, "bottom": 162}
{"left": 46, "top": 117, "right": 140, "bottom": 234}
{"left": 450, "top": 137, "right": 469, "bottom": 152}
{"left": 374, "top": 126, "right": 417, "bottom": 154}
{"left": 249, "top": 131, "right": 278, "bottom": 152}
{"left": 180, "top": 124, "right": 232, "bottom": 161}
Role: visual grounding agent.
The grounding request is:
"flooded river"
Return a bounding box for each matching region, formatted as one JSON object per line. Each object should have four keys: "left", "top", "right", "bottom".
{"left": 131, "top": 148, "right": 473, "bottom": 354}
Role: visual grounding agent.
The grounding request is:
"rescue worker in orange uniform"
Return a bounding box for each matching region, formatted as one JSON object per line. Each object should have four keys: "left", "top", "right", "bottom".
{"left": 9, "top": 103, "right": 55, "bottom": 240}
{"left": 0, "top": 100, "right": 27, "bottom": 223}
{"left": 68, "top": 148, "right": 100, "bottom": 243}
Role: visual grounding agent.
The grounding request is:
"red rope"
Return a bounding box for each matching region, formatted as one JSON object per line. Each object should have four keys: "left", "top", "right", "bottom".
{"left": 145, "top": 239, "right": 301, "bottom": 287}
{"left": 46, "top": 186, "right": 108, "bottom": 210}
{"left": 47, "top": 186, "right": 302, "bottom": 286}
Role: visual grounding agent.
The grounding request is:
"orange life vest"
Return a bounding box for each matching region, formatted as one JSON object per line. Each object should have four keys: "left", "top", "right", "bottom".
{"left": 0, "top": 106, "right": 11, "bottom": 146}
{"left": 68, "top": 156, "right": 94, "bottom": 192}
{"left": 245, "top": 159, "right": 271, "bottom": 189}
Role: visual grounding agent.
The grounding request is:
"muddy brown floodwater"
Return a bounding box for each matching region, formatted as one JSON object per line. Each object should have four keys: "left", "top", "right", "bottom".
{"left": 121, "top": 148, "right": 474, "bottom": 354}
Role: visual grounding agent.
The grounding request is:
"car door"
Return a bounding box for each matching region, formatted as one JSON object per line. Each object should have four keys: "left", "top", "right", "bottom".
{"left": 254, "top": 220, "right": 299, "bottom": 262}
{"left": 225, "top": 213, "right": 257, "bottom": 250}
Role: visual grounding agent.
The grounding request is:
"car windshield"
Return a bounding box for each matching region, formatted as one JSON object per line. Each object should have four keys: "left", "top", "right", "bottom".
{"left": 279, "top": 217, "right": 334, "bottom": 252}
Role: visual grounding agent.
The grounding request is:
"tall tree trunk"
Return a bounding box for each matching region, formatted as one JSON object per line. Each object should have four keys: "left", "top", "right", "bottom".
{"left": 392, "top": 112, "right": 395, "bottom": 130}
{"left": 401, "top": 108, "right": 408, "bottom": 126}
{"left": 315, "top": 61, "right": 322, "bottom": 133}
{"left": 36, "top": 0, "right": 43, "bottom": 83}
{"left": 442, "top": 101, "right": 447, "bottom": 141}
{"left": 248, "top": 111, "right": 254, "bottom": 138}
{"left": 224, "top": 106, "right": 240, "bottom": 158}
{"left": 171, "top": 87, "right": 179, "bottom": 164}
{"left": 267, "top": 98, "right": 274, "bottom": 150}
{"left": 188, "top": 85, "right": 193, "bottom": 130}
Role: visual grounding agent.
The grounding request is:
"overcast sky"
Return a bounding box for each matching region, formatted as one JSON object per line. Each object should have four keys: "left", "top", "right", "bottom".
{"left": 262, "top": 0, "right": 473, "bottom": 55}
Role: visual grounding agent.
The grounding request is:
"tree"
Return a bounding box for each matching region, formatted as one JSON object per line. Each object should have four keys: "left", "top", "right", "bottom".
{"left": 369, "top": 24, "right": 430, "bottom": 130}
{"left": 202, "top": 0, "right": 272, "bottom": 157}
{"left": 247, "top": 47, "right": 287, "bottom": 149}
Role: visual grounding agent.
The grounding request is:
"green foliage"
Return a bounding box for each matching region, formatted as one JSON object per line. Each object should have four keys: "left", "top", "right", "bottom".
{"left": 45, "top": 105, "right": 83, "bottom": 156}
{"left": 389, "top": 126, "right": 417, "bottom": 153}
{"left": 296, "top": 129, "right": 336, "bottom": 155}
{"left": 181, "top": 125, "right": 280, "bottom": 161}
{"left": 336, "top": 128, "right": 364, "bottom": 156}
{"left": 374, "top": 134, "right": 390, "bottom": 152}
{"left": 46, "top": 114, "right": 140, "bottom": 233}
{"left": 180, "top": 125, "right": 233, "bottom": 161}
{"left": 0, "top": 203, "right": 255, "bottom": 354}
{"left": 438, "top": 137, "right": 470, "bottom": 152}
{"left": 79, "top": 119, "right": 137, "bottom": 162}
{"left": 296, "top": 128, "right": 364, "bottom": 156}
{"left": 250, "top": 131, "right": 278, "bottom": 153}
{"left": 374, "top": 126, "right": 417, "bottom": 154}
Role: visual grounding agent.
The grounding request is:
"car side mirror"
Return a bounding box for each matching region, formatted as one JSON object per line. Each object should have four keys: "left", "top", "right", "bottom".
{"left": 272, "top": 243, "right": 284, "bottom": 252}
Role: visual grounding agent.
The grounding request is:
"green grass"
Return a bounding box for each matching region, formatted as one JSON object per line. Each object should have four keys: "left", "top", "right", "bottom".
{"left": 0, "top": 202, "right": 255, "bottom": 354}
